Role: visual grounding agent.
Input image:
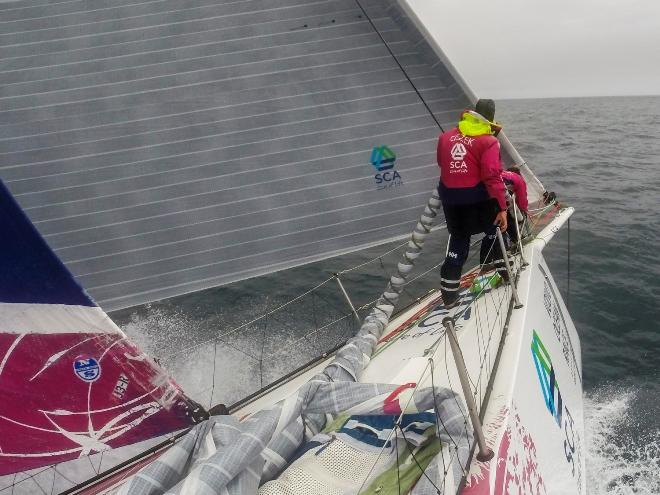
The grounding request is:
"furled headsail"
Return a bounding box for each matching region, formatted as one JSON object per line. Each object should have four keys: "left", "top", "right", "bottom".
{"left": 0, "top": 180, "right": 201, "bottom": 476}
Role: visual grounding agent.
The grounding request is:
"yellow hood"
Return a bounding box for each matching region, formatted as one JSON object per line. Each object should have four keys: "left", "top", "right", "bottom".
{"left": 458, "top": 110, "right": 498, "bottom": 137}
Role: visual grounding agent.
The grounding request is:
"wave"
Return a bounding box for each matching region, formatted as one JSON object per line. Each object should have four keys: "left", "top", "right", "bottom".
{"left": 584, "top": 382, "right": 660, "bottom": 494}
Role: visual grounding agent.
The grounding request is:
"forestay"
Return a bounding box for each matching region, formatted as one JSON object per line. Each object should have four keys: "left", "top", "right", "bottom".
{"left": 0, "top": 0, "right": 540, "bottom": 312}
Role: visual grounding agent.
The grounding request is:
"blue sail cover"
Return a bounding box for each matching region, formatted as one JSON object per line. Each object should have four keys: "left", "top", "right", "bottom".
{"left": 0, "top": 180, "right": 95, "bottom": 307}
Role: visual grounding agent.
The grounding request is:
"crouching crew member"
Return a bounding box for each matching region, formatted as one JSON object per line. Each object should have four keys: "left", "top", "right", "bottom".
{"left": 501, "top": 166, "right": 529, "bottom": 243}
{"left": 437, "top": 99, "right": 509, "bottom": 307}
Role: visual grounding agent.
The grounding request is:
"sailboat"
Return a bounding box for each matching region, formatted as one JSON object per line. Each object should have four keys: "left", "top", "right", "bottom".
{"left": 0, "top": 0, "right": 584, "bottom": 493}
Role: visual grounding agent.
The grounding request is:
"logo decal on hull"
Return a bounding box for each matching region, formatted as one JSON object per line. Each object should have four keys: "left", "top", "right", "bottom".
{"left": 530, "top": 330, "right": 583, "bottom": 492}
{"left": 531, "top": 330, "right": 562, "bottom": 426}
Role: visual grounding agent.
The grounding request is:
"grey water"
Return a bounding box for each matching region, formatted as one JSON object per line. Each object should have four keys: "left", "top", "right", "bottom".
{"left": 113, "top": 95, "right": 660, "bottom": 494}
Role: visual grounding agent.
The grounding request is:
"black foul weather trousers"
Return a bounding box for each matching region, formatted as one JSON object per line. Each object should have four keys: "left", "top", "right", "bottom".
{"left": 440, "top": 199, "right": 508, "bottom": 305}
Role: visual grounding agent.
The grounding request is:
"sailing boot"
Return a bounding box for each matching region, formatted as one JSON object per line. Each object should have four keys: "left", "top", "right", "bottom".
{"left": 441, "top": 234, "right": 469, "bottom": 307}
{"left": 440, "top": 262, "right": 462, "bottom": 307}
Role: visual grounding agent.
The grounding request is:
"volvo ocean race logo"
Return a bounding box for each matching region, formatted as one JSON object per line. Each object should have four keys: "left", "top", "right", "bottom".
{"left": 370, "top": 145, "right": 403, "bottom": 190}
{"left": 531, "top": 330, "right": 583, "bottom": 489}
{"left": 73, "top": 356, "right": 101, "bottom": 382}
{"left": 531, "top": 330, "right": 562, "bottom": 425}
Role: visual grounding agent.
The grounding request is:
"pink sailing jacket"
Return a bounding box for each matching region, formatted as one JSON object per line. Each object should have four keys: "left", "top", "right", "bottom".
{"left": 501, "top": 170, "right": 529, "bottom": 213}
{"left": 436, "top": 124, "right": 507, "bottom": 211}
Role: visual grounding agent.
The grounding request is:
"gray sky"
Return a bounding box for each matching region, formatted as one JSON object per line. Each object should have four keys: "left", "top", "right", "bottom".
{"left": 407, "top": 0, "right": 660, "bottom": 98}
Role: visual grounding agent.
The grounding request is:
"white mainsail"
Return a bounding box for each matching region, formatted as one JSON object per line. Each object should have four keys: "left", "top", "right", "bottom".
{"left": 0, "top": 0, "right": 539, "bottom": 313}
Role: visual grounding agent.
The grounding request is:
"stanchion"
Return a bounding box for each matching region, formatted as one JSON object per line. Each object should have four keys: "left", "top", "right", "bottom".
{"left": 511, "top": 193, "right": 528, "bottom": 268}
{"left": 442, "top": 317, "right": 494, "bottom": 462}
{"left": 495, "top": 228, "right": 523, "bottom": 309}
{"left": 334, "top": 273, "right": 361, "bottom": 325}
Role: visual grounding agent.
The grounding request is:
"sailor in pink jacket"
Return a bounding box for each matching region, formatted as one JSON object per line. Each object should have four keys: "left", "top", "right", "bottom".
{"left": 501, "top": 167, "right": 528, "bottom": 243}
{"left": 437, "top": 99, "right": 509, "bottom": 307}
{"left": 501, "top": 168, "right": 528, "bottom": 214}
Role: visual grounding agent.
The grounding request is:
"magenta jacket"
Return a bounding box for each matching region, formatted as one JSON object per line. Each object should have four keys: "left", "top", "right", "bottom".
{"left": 436, "top": 127, "right": 507, "bottom": 211}
{"left": 501, "top": 170, "right": 529, "bottom": 213}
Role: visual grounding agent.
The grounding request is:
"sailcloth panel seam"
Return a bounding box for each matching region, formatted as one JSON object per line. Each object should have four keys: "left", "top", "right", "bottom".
{"left": 0, "top": 43, "right": 409, "bottom": 101}
{"left": 6, "top": 101, "right": 430, "bottom": 172}
{"left": 98, "top": 228, "right": 420, "bottom": 311}
{"left": 0, "top": 74, "right": 439, "bottom": 160}
{"left": 0, "top": 6, "right": 371, "bottom": 60}
{"left": 0, "top": 54, "right": 413, "bottom": 113}
{"left": 0, "top": 31, "right": 405, "bottom": 93}
{"left": 11, "top": 117, "right": 436, "bottom": 190}
{"left": 31, "top": 154, "right": 437, "bottom": 230}
{"left": 0, "top": 77, "right": 432, "bottom": 145}
{"left": 45, "top": 155, "right": 437, "bottom": 253}
{"left": 65, "top": 178, "right": 436, "bottom": 277}
{"left": 0, "top": 0, "right": 349, "bottom": 39}
{"left": 0, "top": 20, "right": 381, "bottom": 80}
{"left": 1, "top": 91, "right": 437, "bottom": 163}
{"left": 82, "top": 201, "right": 431, "bottom": 287}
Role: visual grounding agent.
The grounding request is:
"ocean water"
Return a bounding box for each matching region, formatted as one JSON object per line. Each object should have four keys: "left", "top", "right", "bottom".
{"left": 114, "top": 95, "right": 660, "bottom": 494}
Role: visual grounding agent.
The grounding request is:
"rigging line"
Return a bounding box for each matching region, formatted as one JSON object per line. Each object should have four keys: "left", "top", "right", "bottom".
{"left": 378, "top": 256, "right": 391, "bottom": 278}
{"left": 420, "top": 335, "right": 467, "bottom": 460}
{"left": 428, "top": 363, "right": 449, "bottom": 483}
{"left": 31, "top": 477, "right": 48, "bottom": 495}
{"left": 397, "top": 425, "right": 443, "bottom": 494}
{"left": 403, "top": 260, "right": 444, "bottom": 286}
{"left": 474, "top": 284, "right": 502, "bottom": 396}
{"left": 52, "top": 465, "right": 76, "bottom": 489}
{"left": 215, "top": 335, "right": 260, "bottom": 362}
{"left": 259, "top": 316, "right": 267, "bottom": 390}
{"left": 283, "top": 311, "right": 354, "bottom": 349}
{"left": 567, "top": 217, "right": 571, "bottom": 311}
{"left": 527, "top": 199, "right": 557, "bottom": 214}
{"left": 165, "top": 276, "right": 335, "bottom": 358}
{"left": 357, "top": 358, "right": 435, "bottom": 494}
{"left": 438, "top": 345, "right": 470, "bottom": 478}
{"left": 2, "top": 466, "right": 58, "bottom": 493}
{"left": 395, "top": 431, "right": 402, "bottom": 495}
{"left": 49, "top": 466, "right": 55, "bottom": 495}
{"left": 451, "top": 237, "right": 498, "bottom": 322}
{"left": 336, "top": 241, "right": 408, "bottom": 274}
{"left": 473, "top": 275, "right": 511, "bottom": 398}
{"left": 350, "top": 0, "right": 445, "bottom": 132}
{"left": 209, "top": 340, "right": 218, "bottom": 409}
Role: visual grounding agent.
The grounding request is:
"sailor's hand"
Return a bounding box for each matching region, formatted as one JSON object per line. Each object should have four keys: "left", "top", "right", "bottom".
{"left": 494, "top": 211, "right": 508, "bottom": 232}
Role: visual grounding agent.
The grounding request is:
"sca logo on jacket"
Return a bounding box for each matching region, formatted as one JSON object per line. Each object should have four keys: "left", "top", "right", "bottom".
{"left": 370, "top": 145, "right": 403, "bottom": 190}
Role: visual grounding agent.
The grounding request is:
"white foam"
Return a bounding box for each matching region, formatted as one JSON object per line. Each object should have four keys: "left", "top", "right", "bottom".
{"left": 584, "top": 385, "right": 660, "bottom": 494}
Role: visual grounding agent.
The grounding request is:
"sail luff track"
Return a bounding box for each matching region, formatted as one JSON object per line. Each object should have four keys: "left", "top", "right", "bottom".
{"left": 0, "top": 0, "right": 476, "bottom": 312}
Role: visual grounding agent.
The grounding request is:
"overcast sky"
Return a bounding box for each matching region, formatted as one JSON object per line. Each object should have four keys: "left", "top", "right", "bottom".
{"left": 407, "top": 0, "right": 660, "bottom": 99}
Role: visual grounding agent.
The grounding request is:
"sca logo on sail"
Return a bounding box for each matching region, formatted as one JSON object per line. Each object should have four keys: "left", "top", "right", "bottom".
{"left": 370, "top": 145, "right": 403, "bottom": 190}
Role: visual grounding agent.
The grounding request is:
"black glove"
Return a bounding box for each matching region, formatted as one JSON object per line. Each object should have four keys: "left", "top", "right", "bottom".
{"left": 543, "top": 191, "right": 557, "bottom": 205}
